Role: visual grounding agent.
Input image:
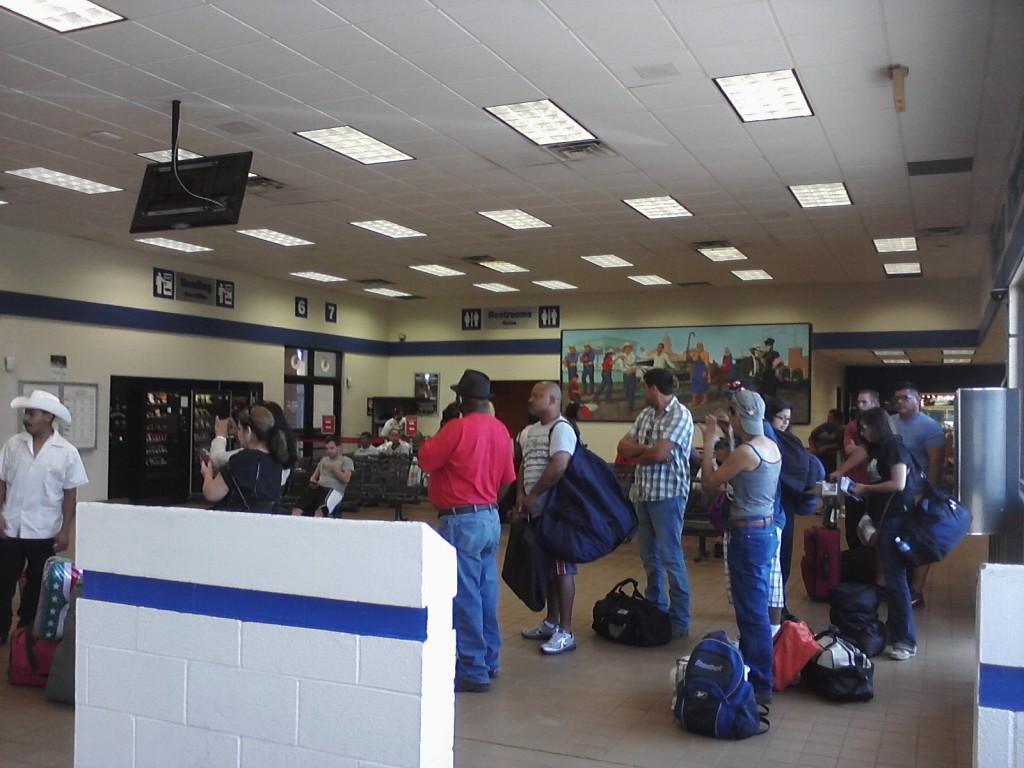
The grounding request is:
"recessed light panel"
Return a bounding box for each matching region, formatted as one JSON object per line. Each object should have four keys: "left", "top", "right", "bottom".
{"left": 1, "top": 0, "right": 123, "bottom": 32}
{"left": 943, "top": 358, "right": 972, "bottom": 364}
{"left": 627, "top": 274, "right": 671, "bottom": 286}
{"left": 581, "top": 254, "right": 633, "bottom": 268}
{"left": 478, "top": 209, "right": 551, "bottom": 229}
{"left": 363, "top": 287, "right": 412, "bottom": 298}
{"left": 295, "top": 126, "right": 412, "bottom": 164}
{"left": 873, "top": 237, "right": 918, "bottom": 253}
{"left": 474, "top": 282, "right": 519, "bottom": 293}
{"left": 873, "top": 350, "right": 906, "bottom": 357}
{"left": 714, "top": 69, "right": 812, "bottom": 122}
{"left": 789, "top": 183, "right": 851, "bottom": 208}
{"left": 623, "top": 196, "right": 692, "bottom": 219}
{"left": 410, "top": 264, "right": 465, "bottom": 277}
{"left": 943, "top": 349, "right": 975, "bottom": 356}
{"left": 137, "top": 148, "right": 203, "bottom": 162}
{"left": 731, "top": 269, "right": 773, "bottom": 281}
{"left": 698, "top": 246, "right": 747, "bottom": 262}
{"left": 290, "top": 271, "right": 346, "bottom": 282}
{"left": 5, "top": 167, "right": 121, "bottom": 194}
{"left": 882, "top": 358, "right": 912, "bottom": 364}
{"left": 884, "top": 262, "right": 922, "bottom": 276}
{"left": 0, "top": 200, "right": 9, "bottom": 205}
{"left": 237, "top": 229, "right": 314, "bottom": 246}
{"left": 478, "top": 260, "right": 529, "bottom": 273}
{"left": 134, "top": 238, "right": 212, "bottom": 253}
{"left": 533, "top": 280, "right": 577, "bottom": 290}
{"left": 485, "top": 100, "right": 595, "bottom": 146}
{"left": 351, "top": 220, "right": 426, "bottom": 238}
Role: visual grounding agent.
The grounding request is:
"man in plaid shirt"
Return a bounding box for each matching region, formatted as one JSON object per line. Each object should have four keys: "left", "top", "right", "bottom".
{"left": 616, "top": 368, "right": 694, "bottom": 637}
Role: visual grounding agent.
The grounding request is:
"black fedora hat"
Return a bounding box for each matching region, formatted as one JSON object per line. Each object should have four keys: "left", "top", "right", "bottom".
{"left": 451, "top": 369, "right": 493, "bottom": 399}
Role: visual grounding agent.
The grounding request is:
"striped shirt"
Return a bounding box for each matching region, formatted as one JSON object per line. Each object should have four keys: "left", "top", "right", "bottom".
{"left": 518, "top": 418, "right": 577, "bottom": 494}
{"left": 629, "top": 396, "right": 694, "bottom": 501}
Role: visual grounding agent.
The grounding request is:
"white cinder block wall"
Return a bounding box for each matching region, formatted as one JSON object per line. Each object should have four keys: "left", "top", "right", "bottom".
{"left": 975, "top": 564, "right": 1024, "bottom": 767}
{"left": 74, "top": 503, "right": 456, "bottom": 768}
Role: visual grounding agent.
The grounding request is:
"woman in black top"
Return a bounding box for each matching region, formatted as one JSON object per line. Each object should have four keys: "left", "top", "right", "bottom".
{"left": 850, "top": 407, "right": 917, "bottom": 661}
{"left": 202, "top": 405, "right": 290, "bottom": 512}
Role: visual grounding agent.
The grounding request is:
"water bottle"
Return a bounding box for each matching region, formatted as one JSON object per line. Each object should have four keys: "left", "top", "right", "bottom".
{"left": 894, "top": 536, "right": 912, "bottom": 556}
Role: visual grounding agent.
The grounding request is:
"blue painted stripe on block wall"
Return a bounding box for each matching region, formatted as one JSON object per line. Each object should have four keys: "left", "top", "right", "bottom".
{"left": 84, "top": 571, "right": 428, "bottom": 642}
{"left": 979, "top": 663, "right": 1024, "bottom": 712}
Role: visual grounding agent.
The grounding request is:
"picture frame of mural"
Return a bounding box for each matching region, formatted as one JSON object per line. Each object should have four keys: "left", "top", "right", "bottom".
{"left": 560, "top": 323, "right": 812, "bottom": 424}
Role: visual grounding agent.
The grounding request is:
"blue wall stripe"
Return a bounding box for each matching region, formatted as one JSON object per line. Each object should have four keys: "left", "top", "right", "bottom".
{"left": 1, "top": 289, "right": 982, "bottom": 356}
{"left": 979, "top": 663, "right": 1024, "bottom": 712}
{"left": 84, "top": 571, "right": 428, "bottom": 642}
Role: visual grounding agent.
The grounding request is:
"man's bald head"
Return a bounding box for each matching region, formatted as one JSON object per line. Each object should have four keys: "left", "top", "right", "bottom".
{"left": 528, "top": 380, "right": 562, "bottom": 422}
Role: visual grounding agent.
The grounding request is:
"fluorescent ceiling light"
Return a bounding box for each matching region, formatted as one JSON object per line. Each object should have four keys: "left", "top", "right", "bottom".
{"left": 351, "top": 220, "right": 426, "bottom": 239}
{"left": 732, "top": 269, "right": 773, "bottom": 281}
{"left": 944, "top": 358, "right": 972, "bottom": 364}
{"left": 882, "top": 358, "right": 912, "bottom": 365}
{"left": 295, "top": 126, "right": 412, "bottom": 164}
{"left": 533, "top": 280, "right": 577, "bottom": 290}
{"left": 873, "top": 237, "right": 918, "bottom": 253}
{"left": 0, "top": 0, "right": 123, "bottom": 32}
{"left": 485, "top": 99, "right": 595, "bottom": 146}
{"left": 478, "top": 209, "right": 551, "bottom": 229}
{"left": 237, "top": 229, "right": 314, "bottom": 246}
{"left": 698, "top": 246, "right": 747, "bottom": 262}
{"left": 5, "top": 167, "right": 121, "bottom": 194}
{"left": 873, "top": 350, "right": 905, "bottom": 357}
{"left": 410, "top": 264, "right": 465, "bottom": 277}
{"left": 884, "top": 261, "right": 922, "bottom": 276}
{"left": 0, "top": 200, "right": 8, "bottom": 205}
{"left": 942, "top": 349, "right": 975, "bottom": 356}
{"left": 581, "top": 254, "right": 633, "bottom": 268}
{"left": 715, "top": 69, "right": 812, "bottom": 123}
{"left": 627, "top": 274, "right": 671, "bottom": 286}
{"left": 789, "top": 182, "right": 851, "bottom": 208}
{"left": 474, "top": 282, "right": 519, "bottom": 293}
{"left": 134, "top": 238, "right": 212, "bottom": 253}
{"left": 364, "top": 287, "right": 412, "bottom": 298}
{"left": 623, "top": 196, "right": 692, "bottom": 219}
{"left": 478, "top": 260, "right": 529, "bottom": 274}
{"left": 290, "top": 271, "right": 346, "bottom": 283}
{"left": 137, "top": 148, "right": 203, "bottom": 162}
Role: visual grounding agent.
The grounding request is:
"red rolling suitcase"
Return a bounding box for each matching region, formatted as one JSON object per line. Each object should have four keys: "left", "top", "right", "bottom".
{"left": 801, "top": 526, "right": 840, "bottom": 600}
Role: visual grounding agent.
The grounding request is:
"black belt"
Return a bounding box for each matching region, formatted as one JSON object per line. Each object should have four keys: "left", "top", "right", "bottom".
{"left": 729, "top": 516, "right": 774, "bottom": 529}
{"left": 438, "top": 503, "right": 497, "bottom": 518}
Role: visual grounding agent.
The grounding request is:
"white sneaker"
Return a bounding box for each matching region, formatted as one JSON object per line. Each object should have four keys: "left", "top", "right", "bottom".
{"left": 540, "top": 630, "right": 576, "bottom": 655}
{"left": 889, "top": 646, "right": 916, "bottom": 661}
{"left": 521, "top": 619, "right": 558, "bottom": 640}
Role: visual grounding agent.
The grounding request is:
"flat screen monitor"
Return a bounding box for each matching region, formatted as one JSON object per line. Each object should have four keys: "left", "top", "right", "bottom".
{"left": 129, "top": 151, "right": 253, "bottom": 233}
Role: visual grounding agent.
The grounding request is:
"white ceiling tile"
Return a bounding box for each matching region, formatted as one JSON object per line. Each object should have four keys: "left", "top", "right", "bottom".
{"left": 358, "top": 11, "right": 478, "bottom": 55}
{"left": 207, "top": 41, "right": 320, "bottom": 81}
{"left": 140, "top": 54, "right": 250, "bottom": 92}
{"left": 443, "top": 1, "right": 566, "bottom": 42}
{"left": 214, "top": 0, "right": 347, "bottom": 37}
{"left": 486, "top": 30, "right": 598, "bottom": 73}
{"left": 71, "top": 21, "right": 196, "bottom": 65}
{"left": 280, "top": 26, "right": 393, "bottom": 69}
{"left": 448, "top": 74, "right": 545, "bottom": 108}
{"left": 381, "top": 85, "right": 475, "bottom": 118}
{"left": 337, "top": 57, "right": 439, "bottom": 94}
{"left": 6, "top": 37, "right": 123, "bottom": 77}
{"left": 318, "top": 0, "right": 438, "bottom": 24}
{"left": 265, "top": 70, "right": 365, "bottom": 107}
{"left": 689, "top": 37, "right": 794, "bottom": 78}
{"left": 574, "top": 17, "right": 684, "bottom": 61}
{"left": 409, "top": 45, "right": 515, "bottom": 83}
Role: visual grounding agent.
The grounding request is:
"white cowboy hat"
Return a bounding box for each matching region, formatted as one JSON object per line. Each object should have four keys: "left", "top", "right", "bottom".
{"left": 11, "top": 389, "right": 72, "bottom": 424}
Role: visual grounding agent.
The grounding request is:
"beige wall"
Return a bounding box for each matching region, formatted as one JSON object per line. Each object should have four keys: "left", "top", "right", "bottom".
{"left": 1, "top": 223, "right": 986, "bottom": 497}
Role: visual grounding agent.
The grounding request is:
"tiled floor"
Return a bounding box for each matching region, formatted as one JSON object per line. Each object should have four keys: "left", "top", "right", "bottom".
{"left": 0, "top": 507, "right": 980, "bottom": 767}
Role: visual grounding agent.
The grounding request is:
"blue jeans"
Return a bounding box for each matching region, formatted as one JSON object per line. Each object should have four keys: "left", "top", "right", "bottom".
{"left": 878, "top": 511, "right": 916, "bottom": 650}
{"left": 438, "top": 508, "right": 502, "bottom": 684}
{"left": 636, "top": 497, "right": 690, "bottom": 632}
{"left": 623, "top": 372, "right": 638, "bottom": 411}
{"left": 727, "top": 524, "right": 777, "bottom": 697}
{"left": 596, "top": 371, "right": 613, "bottom": 401}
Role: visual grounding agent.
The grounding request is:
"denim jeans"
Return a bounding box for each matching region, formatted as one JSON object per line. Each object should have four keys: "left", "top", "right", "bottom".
{"left": 437, "top": 508, "right": 502, "bottom": 685}
{"left": 727, "top": 524, "right": 777, "bottom": 697}
{"left": 623, "top": 372, "right": 638, "bottom": 411}
{"left": 636, "top": 497, "right": 690, "bottom": 632}
{"left": 878, "top": 511, "right": 915, "bottom": 650}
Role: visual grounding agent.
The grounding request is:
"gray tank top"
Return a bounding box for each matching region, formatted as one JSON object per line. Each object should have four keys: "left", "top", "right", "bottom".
{"left": 729, "top": 443, "right": 781, "bottom": 521}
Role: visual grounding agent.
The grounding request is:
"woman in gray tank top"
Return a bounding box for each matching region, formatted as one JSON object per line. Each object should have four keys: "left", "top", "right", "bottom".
{"left": 699, "top": 389, "right": 781, "bottom": 706}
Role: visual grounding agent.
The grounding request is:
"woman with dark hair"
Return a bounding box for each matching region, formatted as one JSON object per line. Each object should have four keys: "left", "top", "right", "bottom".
{"left": 850, "top": 406, "right": 918, "bottom": 661}
{"left": 764, "top": 396, "right": 803, "bottom": 607}
{"left": 201, "top": 405, "right": 290, "bottom": 512}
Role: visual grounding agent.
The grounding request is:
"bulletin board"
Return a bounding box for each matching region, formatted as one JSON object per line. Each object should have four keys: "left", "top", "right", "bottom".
{"left": 17, "top": 381, "right": 99, "bottom": 450}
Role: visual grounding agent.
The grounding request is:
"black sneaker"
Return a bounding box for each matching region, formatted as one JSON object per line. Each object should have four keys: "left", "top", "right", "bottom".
{"left": 455, "top": 678, "right": 491, "bottom": 693}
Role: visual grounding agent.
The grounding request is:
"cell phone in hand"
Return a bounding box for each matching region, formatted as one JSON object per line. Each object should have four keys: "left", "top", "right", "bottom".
{"left": 839, "top": 476, "right": 860, "bottom": 500}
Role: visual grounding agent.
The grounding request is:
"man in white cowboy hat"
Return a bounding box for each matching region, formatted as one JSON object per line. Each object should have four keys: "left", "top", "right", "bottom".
{"left": 0, "top": 390, "right": 88, "bottom": 645}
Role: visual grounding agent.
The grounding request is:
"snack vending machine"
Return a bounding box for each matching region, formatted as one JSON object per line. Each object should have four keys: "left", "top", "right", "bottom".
{"left": 190, "top": 390, "right": 233, "bottom": 494}
{"left": 139, "top": 390, "right": 190, "bottom": 504}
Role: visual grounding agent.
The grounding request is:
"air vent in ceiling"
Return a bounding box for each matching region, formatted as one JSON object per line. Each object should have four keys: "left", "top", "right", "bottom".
{"left": 396, "top": 295, "right": 424, "bottom": 301}
{"left": 247, "top": 175, "right": 287, "bottom": 190}
{"left": 634, "top": 63, "right": 681, "bottom": 80}
{"left": 920, "top": 226, "right": 963, "bottom": 236}
{"left": 356, "top": 278, "right": 394, "bottom": 285}
{"left": 907, "top": 157, "right": 973, "bottom": 176}
{"left": 541, "top": 140, "right": 617, "bottom": 162}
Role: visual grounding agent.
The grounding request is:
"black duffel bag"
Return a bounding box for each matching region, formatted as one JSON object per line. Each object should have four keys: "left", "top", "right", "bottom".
{"left": 592, "top": 578, "right": 671, "bottom": 647}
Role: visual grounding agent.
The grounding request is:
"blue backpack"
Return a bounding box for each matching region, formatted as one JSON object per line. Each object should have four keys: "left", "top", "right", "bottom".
{"left": 674, "top": 630, "right": 769, "bottom": 739}
{"left": 797, "top": 453, "right": 827, "bottom": 516}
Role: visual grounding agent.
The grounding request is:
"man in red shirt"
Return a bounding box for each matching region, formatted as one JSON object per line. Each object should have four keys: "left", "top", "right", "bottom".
{"left": 418, "top": 369, "right": 516, "bottom": 693}
{"left": 832, "top": 389, "right": 880, "bottom": 549}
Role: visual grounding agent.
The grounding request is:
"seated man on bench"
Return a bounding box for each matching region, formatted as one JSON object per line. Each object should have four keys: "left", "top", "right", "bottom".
{"left": 291, "top": 438, "right": 354, "bottom": 517}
